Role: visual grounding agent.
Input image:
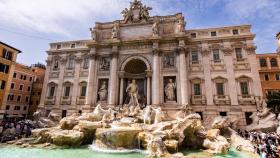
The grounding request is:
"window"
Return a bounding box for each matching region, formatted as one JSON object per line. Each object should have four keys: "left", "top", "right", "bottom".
{"left": 8, "top": 94, "right": 14, "bottom": 101}
{"left": 245, "top": 112, "right": 253, "bottom": 125}
{"left": 11, "top": 83, "right": 14, "bottom": 89}
{"left": 29, "top": 77, "right": 32, "bottom": 81}
{"left": 78, "top": 110, "right": 82, "bottom": 115}
{"left": 276, "top": 74, "right": 280, "bottom": 81}
{"left": 193, "top": 84, "right": 201, "bottom": 95}
{"left": 62, "top": 110, "right": 67, "bottom": 118}
{"left": 232, "top": 29, "right": 239, "bottom": 35}
{"left": 53, "top": 59, "right": 59, "bottom": 70}
{"left": 83, "top": 57, "right": 89, "bottom": 69}
{"left": 19, "top": 85, "right": 23, "bottom": 90}
{"left": 80, "top": 85, "right": 87, "bottom": 97}
{"left": 191, "top": 33, "right": 197, "bottom": 38}
{"left": 71, "top": 43, "right": 75, "bottom": 48}
{"left": 270, "top": 58, "right": 278, "bottom": 67}
{"left": 13, "top": 73, "right": 17, "bottom": 78}
{"left": 0, "top": 80, "right": 6, "bottom": 89}
{"left": 211, "top": 31, "right": 217, "bottom": 37}
{"left": 20, "top": 75, "right": 23, "bottom": 79}
{"left": 191, "top": 51, "right": 199, "bottom": 64}
{"left": 49, "top": 86, "right": 55, "bottom": 97}
{"left": 56, "top": 45, "right": 61, "bottom": 49}
{"left": 64, "top": 86, "right": 71, "bottom": 97}
{"left": 14, "top": 106, "right": 20, "bottom": 110}
{"left": 235, "top": 48, "right": 243, "bottom": 60}
{"left": 2, "top": 49, "right": 12, "bottom": 60}
{"left": 0, "top": 63, "right": 10, "bottom": 74}
{"left": 220, "top": 112, "right": 227, "bottom": 116}
{"left": 17, "top": 96, "right": 21, "bottom": 102}
{"left": 23, "top": 75, "right": 26, "bottom": 80}
{"left": 25, "top": 96, "right": 29, "bottom": 102}
{"left": 264, "top": 74, "right": 269, "bottom": 81}
{"left": 68, "top": 58, "right": 75, "bottom": 69}
{"left": 213, "top": 49, "right": 220, "bottom": 62}
{"left": 216, "top": 83, "right": 224, "bottom": 95}
{"left": 24, "top": 106, "right": 27, "bottom": 110}
{"left": 6, "top": 105, "right": 10, "bottom": 110}
{"left": 240, "top": 82, "right": 249, "bottom": 95}
{"left": 259, "top": 58, "right": 267, "bottom": 67}
{"left": 27, "top": 86, "right": 31, "bottom": 92}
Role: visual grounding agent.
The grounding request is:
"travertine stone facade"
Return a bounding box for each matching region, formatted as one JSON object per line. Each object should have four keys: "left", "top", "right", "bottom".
{"left": 39, "top": 0, "right": 262, "bottom": 127}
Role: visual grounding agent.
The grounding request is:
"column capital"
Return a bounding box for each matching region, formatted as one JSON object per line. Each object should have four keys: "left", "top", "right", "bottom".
{"left": 176, "top": 46, "right": 185, "bottom": 54}
{"left": 152, "top": 48, "right": 161, "bottom": 55}
{"left": 145, "top": 70, "right": 152, "bottom": 77}
{"left": 112, "top": 45, "right": 119, "bottom": 56}
{"left": 201, "top": 47, "right": 211, "bottom": 57}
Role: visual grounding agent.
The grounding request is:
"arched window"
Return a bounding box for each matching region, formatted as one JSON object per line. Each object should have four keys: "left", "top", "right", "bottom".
{"left": 259, "top": 58, "right": 267, "bottom": 67}
{"left": 270, "top": 58, "right": 278, "bottom": 67}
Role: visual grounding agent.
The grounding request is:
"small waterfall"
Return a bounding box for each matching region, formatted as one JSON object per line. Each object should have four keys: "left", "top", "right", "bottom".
{"left": 89, "top": 143, "right": 147, "bottom": 154}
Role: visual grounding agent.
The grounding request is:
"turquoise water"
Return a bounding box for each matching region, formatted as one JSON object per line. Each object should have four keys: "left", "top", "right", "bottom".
{"left": 0, "top": 146, "right": 252, "bottom": 158}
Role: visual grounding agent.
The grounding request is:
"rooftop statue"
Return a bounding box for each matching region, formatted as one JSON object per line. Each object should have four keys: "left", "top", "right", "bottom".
{"left": 121, "top": 0, "right": 152, "bottom": 23}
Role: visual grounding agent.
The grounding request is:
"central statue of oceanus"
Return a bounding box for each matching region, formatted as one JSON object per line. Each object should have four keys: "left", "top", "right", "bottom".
{"left": 126, "top": 79, "right": 140, "bottom": 106}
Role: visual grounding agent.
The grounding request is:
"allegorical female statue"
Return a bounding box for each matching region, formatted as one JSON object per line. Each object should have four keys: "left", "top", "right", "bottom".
{"left": 111, "top": 23, "right": 119, "bottom": 39}
{"left": 98, "top": 81, "right": 108, "bottom": 101}
{"left": 164, "top": 79, "right": 176, "bottom": 101}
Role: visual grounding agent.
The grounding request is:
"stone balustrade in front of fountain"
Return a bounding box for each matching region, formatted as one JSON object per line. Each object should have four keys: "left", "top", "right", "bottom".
{"left": 9, "top": 104, "right": 260, "bottom": 158}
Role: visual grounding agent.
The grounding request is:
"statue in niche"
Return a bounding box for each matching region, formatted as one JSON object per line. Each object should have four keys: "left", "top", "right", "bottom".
{"left": 98, "top": 81, "right": 108, "bottom": 101}
{"left": 126, "top": 79, "right": 140, "bottom": 106}
{"left": 176, "top": 17, "right": 185, "bottom": 34}
{"left": 164, "top": 79, "right": 176, "bottom": 101}
{"left": 100, "top": 57, "right": 110, "bottom": 71}
{"left": 163, "top": 54, "right": 175, "bottom": 68}
{"left": 152, "top": 22, "right": 159, "bottom": 37}
{"left": 111, "top": 23, "right": 119, "bottom": 39}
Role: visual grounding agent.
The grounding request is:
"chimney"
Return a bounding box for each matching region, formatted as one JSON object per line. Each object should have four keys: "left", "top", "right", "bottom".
{"left": 277, "top": 32, "right": 280, "bottom": 53}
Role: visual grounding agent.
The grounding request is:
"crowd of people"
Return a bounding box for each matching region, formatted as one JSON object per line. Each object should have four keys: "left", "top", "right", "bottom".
{"left": 0, "top": 120, "right": 34, "bottom": 143}
{"left": 238, "top": 130, "right": 280, "bottom": 158}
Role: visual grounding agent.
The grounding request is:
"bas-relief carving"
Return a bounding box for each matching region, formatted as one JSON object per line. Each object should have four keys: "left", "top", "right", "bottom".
{"left": 163, "top": 53, "right": 175, "bottom": 68}
{"left": 99, "top": 57, "right": 111, "bottom": 71}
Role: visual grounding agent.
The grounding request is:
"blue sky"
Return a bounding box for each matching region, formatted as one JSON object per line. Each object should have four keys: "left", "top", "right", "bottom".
{"left": 0, "top": 0, "right": 279, "bottom": 65}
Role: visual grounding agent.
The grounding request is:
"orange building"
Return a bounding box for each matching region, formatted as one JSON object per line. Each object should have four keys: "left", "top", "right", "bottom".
{"left": 0, "top": 41, "right": 21, "bottom": 120}
{"left": 257, "top": 32, "right": 280, "bottom": 97}
{"left": 6, "top": 63, "right": 36, "bottom": 119}
{"left": 28, "top": 63, "right": 46, "bottom": 119}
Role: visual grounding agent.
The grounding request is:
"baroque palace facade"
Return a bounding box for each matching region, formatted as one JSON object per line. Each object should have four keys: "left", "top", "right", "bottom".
{"left": 39, "top": 0, "right": 262, "bottom": 126}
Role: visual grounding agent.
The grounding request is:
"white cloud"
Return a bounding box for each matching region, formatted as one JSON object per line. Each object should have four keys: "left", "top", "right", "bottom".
{"left": 0, "top": 0, "right": 130, "bottom": 36}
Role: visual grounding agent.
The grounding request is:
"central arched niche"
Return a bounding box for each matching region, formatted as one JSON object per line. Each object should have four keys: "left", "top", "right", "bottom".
{"left": 124, "top": 59, "right": 147, "bottom": 74}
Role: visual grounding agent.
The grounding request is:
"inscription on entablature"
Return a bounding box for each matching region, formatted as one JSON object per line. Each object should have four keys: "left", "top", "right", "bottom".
{"left": 120, "top": 25, "right": 152, "bottom": 39}
{"left": 120, "top": 44, "right": 152, "bottom": 50}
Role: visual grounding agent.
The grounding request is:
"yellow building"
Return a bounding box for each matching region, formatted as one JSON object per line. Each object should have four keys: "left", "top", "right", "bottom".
{"left": 0, "top": 41, "right": 21, "bottom": 120}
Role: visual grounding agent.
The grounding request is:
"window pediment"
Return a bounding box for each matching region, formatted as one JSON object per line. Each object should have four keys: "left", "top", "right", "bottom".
{"left": 212, "top": 76, "right": 227, "bottom": 83}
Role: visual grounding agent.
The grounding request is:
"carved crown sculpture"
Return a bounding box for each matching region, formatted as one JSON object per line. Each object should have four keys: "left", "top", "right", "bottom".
{"left": 121, "top": 0, "right": 152, "bottom": 23}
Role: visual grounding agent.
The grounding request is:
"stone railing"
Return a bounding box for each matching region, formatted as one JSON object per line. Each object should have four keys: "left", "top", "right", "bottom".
{"left": 191, "top": 95, "right": 206, "bottom": 105}
{"left": 189, "top": 60, "right": 203, "bottom": 72}
{"left": 60, "top": 96, "right": 71, "bottom": 105}
{"left": 213, "top": 95, "right": 230, "bottom": 105}
{"left": 210, "top": 59, "right": 226, "bottom": 71}
{"left": 44, "top": 96, "right": 56, "bottom": 105}
{"left": 64, "top": 69, "right": 75, "bottom": 77}
{"left": 76, "top": 96, "right": 86, "bottom": 105}
{"left": 238, "top": 95, "right": 256, "bottom": 105}
{"left": 233, "top": 58, "right": 250, "bottom": 70}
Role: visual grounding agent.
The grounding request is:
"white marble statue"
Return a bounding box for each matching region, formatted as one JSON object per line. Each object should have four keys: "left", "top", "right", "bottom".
{"left": 98, "top": 81, "right": 108, "bottom": 101}
{"left": 154, "top": 107, "right": 164, "bottom": 124}
{"left": 176, "top": 17, "right": 185, "bottom": 34}
{"left": 144, "top": 105, "right": 152, "bottom": 124}
{"left": 152, "top": 22, "right": 159, "bottom": 37}
{"left": 164, "top": 79, "right": 176, "bottom": 101}
{"left": 126, "top": 80, "right": 140, "bottom": 106}
{"left": 111, "top": 23, "right": 119, "bottom": 39}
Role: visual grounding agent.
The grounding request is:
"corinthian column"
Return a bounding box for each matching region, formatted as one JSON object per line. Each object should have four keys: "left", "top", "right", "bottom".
{"left": 86, "top": 48, "right": 96, "bottom": 106}
{"left": 152, "top": 47, "right": 160, "bottom": 105}
{"left": 178, "top": 42, "right": 188, "bottom": 106}
{"left": 108, "top": 45, "right": 118, "bottom": 106}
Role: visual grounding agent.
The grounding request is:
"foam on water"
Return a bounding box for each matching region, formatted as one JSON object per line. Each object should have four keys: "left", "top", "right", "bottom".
{"left": 89, "top": 143, "right": 147, "bottom": 155}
